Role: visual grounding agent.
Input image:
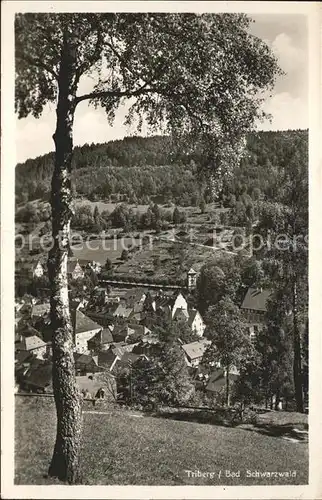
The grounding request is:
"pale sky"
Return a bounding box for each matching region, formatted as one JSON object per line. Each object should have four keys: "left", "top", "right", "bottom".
{"left": 16, "top": 13, "right": 308, "bottom": 164}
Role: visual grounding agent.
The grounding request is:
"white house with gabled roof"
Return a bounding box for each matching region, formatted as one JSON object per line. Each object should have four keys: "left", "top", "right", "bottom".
{"left": 188, "top": 309, "right": 206, "bottom": 337}
{"left": 171, "top": 292, "right": 188, "bottom": 318}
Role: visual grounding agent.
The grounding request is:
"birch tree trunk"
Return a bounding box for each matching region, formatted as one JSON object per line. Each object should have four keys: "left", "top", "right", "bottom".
{"left": 47, "top": 32, "right": 82, "bottom": 483}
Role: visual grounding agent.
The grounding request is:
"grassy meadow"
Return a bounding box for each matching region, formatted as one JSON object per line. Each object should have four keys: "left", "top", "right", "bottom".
{"left": 15, "top": 396, "right": 308, "bottom": 486}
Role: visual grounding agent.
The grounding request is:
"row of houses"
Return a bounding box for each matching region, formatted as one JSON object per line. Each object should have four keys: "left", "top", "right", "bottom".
{"left": 16, "top": 287, "right": 206, "bottom": 355}
{"left": 16, "top": 257, "right": 102, "bottom": 280}
{"left": 15, "top": 254, "right": 272, "bottom": 401}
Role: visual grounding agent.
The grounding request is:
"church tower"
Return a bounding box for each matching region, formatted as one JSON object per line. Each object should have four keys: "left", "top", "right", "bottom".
{"left": 187, "top": 267, "right": 197, "bottom": 291}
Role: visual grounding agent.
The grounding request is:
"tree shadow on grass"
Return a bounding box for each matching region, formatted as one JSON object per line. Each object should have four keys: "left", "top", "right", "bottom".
{"left": 150, "top": 408, "right": 309, "bottom": 441}
{"left": 241, "top": 422, "right": 308, "bottom": 442}
{"left": 151, "top": 408, "right": 240, "bottom": 428}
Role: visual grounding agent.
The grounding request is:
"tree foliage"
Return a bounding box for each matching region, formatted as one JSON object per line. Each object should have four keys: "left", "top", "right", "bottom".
{"left": 16, "top": 130, "right": 307, "bottom": 207}
{"left": 16, "top": 13, "right": 281, "bottom": 185}
{"left": 15, "top": 12, "right": 281, "bottom": 482}
{"left": 131, "top": 343, "right": 195, "bottom": 408}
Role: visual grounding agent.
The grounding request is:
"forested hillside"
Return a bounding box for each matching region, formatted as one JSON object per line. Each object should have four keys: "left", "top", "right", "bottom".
{"left": 16, "top": 130, "right": 308, "bottom": 207}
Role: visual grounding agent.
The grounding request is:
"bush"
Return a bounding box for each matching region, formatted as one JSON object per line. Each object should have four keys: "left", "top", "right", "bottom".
{"left": 241, "top": 408, "right": 258, "bottom": 424}
{"left": 121, "top": 249, "right": 129, "bottom": 261}
{"left": 105, "top": 257, "right": 112, "bottom": 271}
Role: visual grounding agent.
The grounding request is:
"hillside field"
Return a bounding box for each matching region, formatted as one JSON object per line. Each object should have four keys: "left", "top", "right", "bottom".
{"left": 15, "top": 396, "right": 308, "bottom": 486}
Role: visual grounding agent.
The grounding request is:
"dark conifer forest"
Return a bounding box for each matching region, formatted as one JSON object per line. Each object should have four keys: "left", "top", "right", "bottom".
{"left": 16, "top": 130, "right": 308, "bottom": 208}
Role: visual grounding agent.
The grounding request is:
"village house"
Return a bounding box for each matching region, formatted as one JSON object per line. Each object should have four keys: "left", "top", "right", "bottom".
{"left": 172, "top": 306, "right": 205, "bottom": 337}
{"left": 173, "top": 308, "right": 190, "bottom": 322}
{"left": 32, "top": 259, "right": 45, "bottom": 278}
{"left": 126, "top": 324, "right": 152, "bottom": 342}
{"left": 154, "top": 293, "right": 172, "bottom": 318}
{"left": 132, "top": 334, "right": 160, "bottom": 357}
{"left": 240, "top": 287, "right": 272, "bottom": 343}
{"left": 181, "top": 338, "right": 211, "bottom": 368}
{"left": 188, "top": 309, "right": 206, "bottom": 337}
{"left": 97, "top": 349, "right": 120, "bottom": 372}
{"left": 205, "top": 367, "right": 240, "bottom": 398}
{"left": 72, "top": 309, "right": 102, "bottom": 354}
{"left": 97, "top": 341, "right": 139, "bottom": 372}
{"left": 71, "top": 297, "right": 88, "bottom": 311}
{"left": 84, "top": 305, "right": 114, "bottom": 327}
{"left": 117, "top": 351, "right": 148, "bottom": 369}
{"left": 20, "top": 360, "right": 53, "bottom": 394}
{"left": 16, "top": 322, "right": 42, "bottom": 341}
{"left": 67, "top": 259, "right": 85, "bottom": 280}
{"left": 16, "top": 259, "right": 45, "bottom": 279}
{"left": 87, "top": 326, "right": 114, "bottom": 352}
{"left": 112, "top": 323, "right": 151, "bottom": 344}
{"left": 113, "top": 303, "right": 134, "bottom": 320}
{"left": 15, "top": 334, "right": 49, "bottom": 360}
{"left": 109, "top": 289, "right": 148, "bottom": 322}
{"left": 123, "top": 288, "right": 147, "bottom": 308}
{"left": 74, "top": 352, "right": 101, "bottom": 375}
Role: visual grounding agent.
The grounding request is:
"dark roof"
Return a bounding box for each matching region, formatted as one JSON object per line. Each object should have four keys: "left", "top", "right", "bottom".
{"left": 241, "top": 288, "right": 272, "bottom": 312}
{"left": 154, "top": 289, "right": 183, "bottom": 310}
{"left": 173, "top": 308, "right": 189, "bottom": 321}
{"left": 128, "top": 323, "right": 150, "bottom": 335}
{"left": 72, "top": 310, "right": 102, "bottom": 335}
{"left": 77, "top": 259, "right": 92, "bottom": 267}
{"left": 97, "top": 350, "right": 118, "bottom": 369}
{"left": 188, "top": 309, "right": 203, "bottom": 327}
{"left": 78, "top": 258, "right": 101, "bottom": 267}
{"left": 188, "top": 309, "right": 198, "bottom": 326}
{"left": 20, "top": 323, "right": 43, "bottom": 339}
{"left": 24, "top": 361, "right": 53, "bottom": 389}
{"left": 111, "top": 343, "right": 128, "bottom": 359}
{"left": 15, "top": 331, "right": 22, "bottom": 343}
{"left": 16, "top": 259, "right": 45, "bottom": 272}
{"left": 155, "top": 295, "right": 170, "bottom": 309}
{"left": 118, "top": 352, "right": 143, "bottom": 367}
{"left": 87, "top": 328, "right": 114, "bottom": 348}
{"left": 206, "top": 369, "right": 239, "bottom": 393}
{"left": 15, "top": 350, "right": 34, "bottom": 365}
{"left": 123, "top": 288, "right": 147, "bottom": 307}
{"left": 74, "top": 352, "right": 98, "bottom": 366}
{"left": 112, "top": 324, "right": 128, "bottom": 341}
{"left": 113, "top": 304, "right": 133, "bottom": 318}
{"left": 100, "top": 328, "right": 114, "bottom": 344}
